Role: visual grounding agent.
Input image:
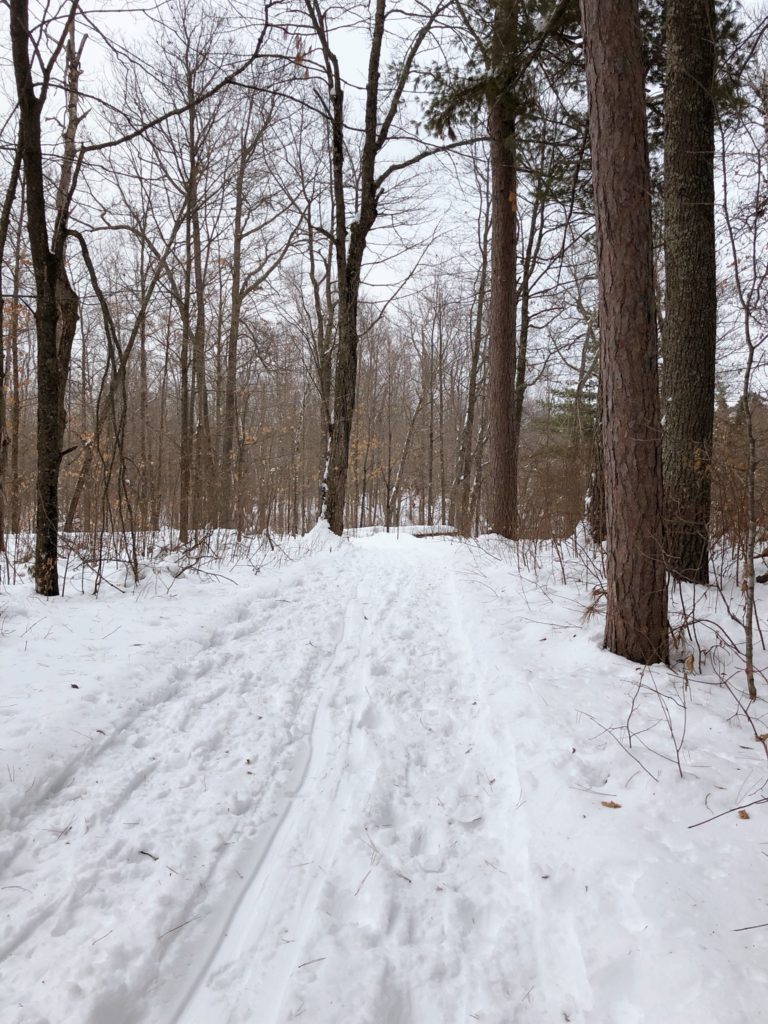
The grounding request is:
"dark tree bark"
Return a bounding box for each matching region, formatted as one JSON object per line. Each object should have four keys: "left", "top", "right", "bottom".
{"left": 486, "top": 0, "right": 519, "bottom": 539}
{"left": 662, "top": 0, "right": 717, "bottom": 584}
{"left": 11, "top": 2, "right": 80, "bottom": 595}
{"left": 586, "top": 374, "right": 606, "bottom": 544}
{"left": 8, "top": 219, "right": 24, "bottom": 537}
{"left": 580, "top": 0, "right": 668, "bottom": 664}
{"left": 487, "top": 103, "right": 518, "bottom": 538}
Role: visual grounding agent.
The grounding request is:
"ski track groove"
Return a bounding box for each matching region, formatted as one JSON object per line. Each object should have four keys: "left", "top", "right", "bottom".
{"left": 2, "top": 552, "right": 370, "bottom": 1024}
{"left": 172, "top": 553, "right": 413, "bottom": 1024}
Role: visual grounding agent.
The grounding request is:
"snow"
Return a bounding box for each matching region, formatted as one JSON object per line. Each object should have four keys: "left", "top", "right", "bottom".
{"left": 2, "top": 532, "right": 767, "bottom": 1023}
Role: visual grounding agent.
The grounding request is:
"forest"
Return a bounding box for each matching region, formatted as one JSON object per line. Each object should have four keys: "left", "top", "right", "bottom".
{"left": 0, "top": 0, "right": 764, "bottom": 622}
{"left": 3, "top": 0, "right": 768, "bottom": 1022}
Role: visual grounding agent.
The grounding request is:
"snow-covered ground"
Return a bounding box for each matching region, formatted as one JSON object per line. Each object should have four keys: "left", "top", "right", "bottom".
{"left": 2, "top": 530, "right": 767, "bottom": 1023}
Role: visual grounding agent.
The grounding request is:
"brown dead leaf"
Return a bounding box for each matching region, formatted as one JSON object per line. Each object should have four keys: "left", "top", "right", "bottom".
{"left": 601, "top": 800, "right": 622, "bottom": 809}
{"left": 738, "top": 809, "right": 751, "bottom": 820}
{"left": 684, "top": 653, "right": 695, "bottom": 673}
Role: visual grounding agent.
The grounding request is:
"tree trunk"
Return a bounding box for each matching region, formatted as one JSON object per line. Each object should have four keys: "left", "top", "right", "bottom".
{"left": 0, "top": 161, "right": 23, "bottom": 547}
{"left": 580, "top": 0, "right": 668, "bottom": 664}
{"left": 11, "top": 1, "right": 80, "bottom": 595}
{"left": 309, "top": 0, "right": 438, "bottom": 535}
{"left": 219, "top": 137, "right": 247, "bottom": 528}
{"left": 662, "top": 0, "right": 717, "bottom": 584}
{"left": 64, "top": 441, "right": 94, "bottom": 531}
{"left": 324, "top": 280, "right": 362, "bottom": 534}
{"left": 454, "top": 182, "right": 490, "bottom": 537}
{"left": 189, "top": 124, "right": 213, "bottom": 530}
{"left": 586, "top": 375, "right": 606, "bottom": 544}
{"left": 178, "top": 217, "right": 192, "bottom": 543}
{"left": 487, "top": 99, "right": 519, "bottom": 539}
{"left": 9, "top": 257, "right": 23, "bottom": 536}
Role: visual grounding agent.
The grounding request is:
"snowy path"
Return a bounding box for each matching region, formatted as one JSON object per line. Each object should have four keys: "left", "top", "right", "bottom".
{"left": 3, "top": 533, "right": 768, "bottom": 1023}
{"left": 170, "top": 536, "right": 539, "bottom": 1024}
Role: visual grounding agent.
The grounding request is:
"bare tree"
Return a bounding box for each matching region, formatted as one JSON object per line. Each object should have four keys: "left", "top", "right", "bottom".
{"left": 11, "top": 0, "right": 82, "bottom": 594}
{"left": 300, "top": 0, "right": 450, "bottom": 534}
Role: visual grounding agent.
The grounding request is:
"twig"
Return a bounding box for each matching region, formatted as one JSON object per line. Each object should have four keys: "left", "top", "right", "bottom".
{"left": 688, "top": 797, "right": 768, "bottom": 829}
{"left": 157, "top": 915, "right": 200, "bottom": 940}
{"left": 297, "top": 957, "right": 326, "bottom": 969}
{"left": 578, "top": 710, "right": 659, "bottom": 781}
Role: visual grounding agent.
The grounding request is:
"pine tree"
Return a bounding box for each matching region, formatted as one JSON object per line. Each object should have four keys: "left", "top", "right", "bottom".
{"left": 580, "top": 0, "right": 668, "bottom": 664}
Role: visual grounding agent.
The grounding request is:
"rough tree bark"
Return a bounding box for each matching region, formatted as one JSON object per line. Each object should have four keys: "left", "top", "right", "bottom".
{"left": 586, "top": 374, "right": 606, "bottom": 544}
{"left": 11, "top": 2, "right": 81, "bottom": 595}
{"left": 580, "top": 0, "right": 668, "bottom": 664}
{"left": 662, "top": 0, "right": 717, "bottom": 584}
{"left": 486, "top": 0, "right": 519, "bottom": 539}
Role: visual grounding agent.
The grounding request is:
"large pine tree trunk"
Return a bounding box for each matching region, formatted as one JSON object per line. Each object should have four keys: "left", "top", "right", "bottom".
{"left": 487, "top": 101, "right": 519, "bottom": 539}
{"left": 662, "top": 0, "right": 717, "bottom": 584}
{"left": 580, "top": 0, "right": 668, "bottom": 664}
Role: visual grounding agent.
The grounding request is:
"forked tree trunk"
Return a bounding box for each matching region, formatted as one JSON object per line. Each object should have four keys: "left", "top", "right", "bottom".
{"left": 580, "top": 0, "right": 668, "bottom": 664}
{"left": 662, "top": 0, "right": 717, "bottom": 584}
{"left": 318, "top": 0, "right": 384, "bottom": 536}
{"left": 309, "top": 0, "right": 442, "bottom": 535}
{"left": 11, "top": 2, "right": 80, "bottom": 595}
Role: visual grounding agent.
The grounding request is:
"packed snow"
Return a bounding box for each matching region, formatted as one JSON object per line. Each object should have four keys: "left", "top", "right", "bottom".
{"left": 2, "top": 530, "right": 767, "bottom": 1023}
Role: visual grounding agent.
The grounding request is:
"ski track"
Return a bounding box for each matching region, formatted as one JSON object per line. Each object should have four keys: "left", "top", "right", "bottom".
{"left": 264, "top": 540, "right": 549, "bottom": 1024}
{"left": 4, "top": 534, "right": 768, "bottom": 1024}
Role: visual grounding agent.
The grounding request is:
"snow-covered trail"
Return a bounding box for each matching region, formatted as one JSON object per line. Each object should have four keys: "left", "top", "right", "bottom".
{"left": 4, "top": 532, "right": 768, "bottom": 1024}
{"left": 170, "top": 534, "right": 545, "bottom": 1024}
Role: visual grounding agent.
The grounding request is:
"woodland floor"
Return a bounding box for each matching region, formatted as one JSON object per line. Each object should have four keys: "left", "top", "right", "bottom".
{"left": 2, "top": 528, "right": 768, "bottom": 1023}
